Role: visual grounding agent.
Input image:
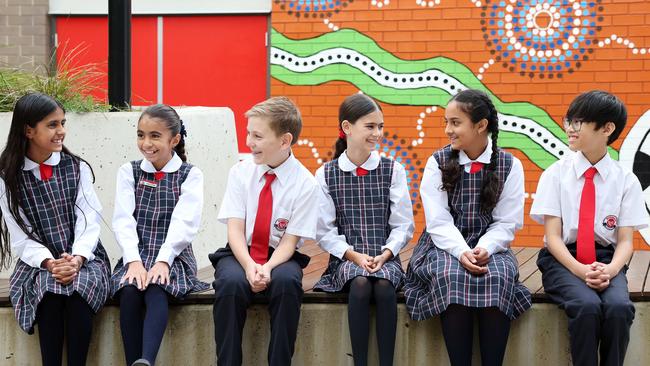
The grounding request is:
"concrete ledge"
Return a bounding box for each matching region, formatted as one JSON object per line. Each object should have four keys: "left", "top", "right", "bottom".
{"left": 2, "top": 303, "right": 649, "bottom": 365}
{"left": 0, "top": 107, "right": 237, "bottom": 279}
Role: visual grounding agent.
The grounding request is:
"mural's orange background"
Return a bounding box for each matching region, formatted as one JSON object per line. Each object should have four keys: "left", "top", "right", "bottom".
{"left": 270, "top": 0, "right": 650, "bottom": 249}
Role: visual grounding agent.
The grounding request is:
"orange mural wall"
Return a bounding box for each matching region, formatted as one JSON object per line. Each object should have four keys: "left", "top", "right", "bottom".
{"left": 269, "top": 0, "right": 650, "bottom": 249}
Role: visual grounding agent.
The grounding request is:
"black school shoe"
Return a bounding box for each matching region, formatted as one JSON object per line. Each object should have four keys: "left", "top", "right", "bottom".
{"left": 132, "top": 359, "right": 151, "bottom": 366}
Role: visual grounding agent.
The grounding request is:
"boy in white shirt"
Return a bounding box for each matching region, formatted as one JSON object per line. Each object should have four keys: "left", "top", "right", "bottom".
{"left": 531, "top": 90, "right": 649, "bottom": 366}
{"left": 210, "top": 97, "right": 318, "bottom": 366}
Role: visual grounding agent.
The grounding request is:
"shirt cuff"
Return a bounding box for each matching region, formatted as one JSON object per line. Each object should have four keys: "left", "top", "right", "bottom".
{"left": 122, "top": 245, "right": 142, "bottom": 264}
{"left": 448, "top": 245, "right": 472, "bottom": 261}
{"left": 155, "top": 247, "right": 175, "bottom": 267}
{"left": 475, "top": 242, "right": 502, "bottom": 256}
{"left": 381, "top": 241, "right": 401, "bottom": 257}
{"left": 25, "top": 248, "right": 55, "bottom": 269}
{"left": 71, "top": 245, "right": 95, "bottom": 262}
{"left": 332, "top": 244, "right": 353, "bottom": 260}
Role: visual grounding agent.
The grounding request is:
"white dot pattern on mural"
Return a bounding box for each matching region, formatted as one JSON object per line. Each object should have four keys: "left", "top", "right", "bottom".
{"left": 323, "top": 18, "right": 340, "bottom": 32}
{"left": 273, "top": 46, "right": 570, "bottom": 160}
{"left": 297, "top": 139, "right": 323, "bottom": 164}
{"left": 272, "top": 47, "right": 463, "bottom": 94}
{"left": 371, "top": 0, "right": 390, "bottom": 8}
{"left": 476, "top": 58, "right": 495, "bottom": 80}
{"left": 411, "top": 106, "right": 438, "bottom": 147}
{"left": 598, "top": 34, "right": 650, "bottom": 55}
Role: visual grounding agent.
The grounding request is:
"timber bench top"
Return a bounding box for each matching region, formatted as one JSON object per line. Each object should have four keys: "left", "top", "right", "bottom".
{"left": 2, "top": 243, "right": 650, "bottom": 307}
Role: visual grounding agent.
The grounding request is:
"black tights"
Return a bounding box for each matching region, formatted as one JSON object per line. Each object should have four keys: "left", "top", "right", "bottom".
{"left": 347, "top": 276, "right": 397, "bottom": 366}
{"left": 440, "top": 304, "right": 511, "bottom": 366}
{"left": 119, "top": 285, "right": 169, "bottom": 365}
{"left": 36, "top": 292, "right": 94, "bottom": 366}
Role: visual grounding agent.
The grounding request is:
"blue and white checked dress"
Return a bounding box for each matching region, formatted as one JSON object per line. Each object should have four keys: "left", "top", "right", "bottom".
{"left": 314, "top": 157, "right": 404, "bottom": 292}
{"left": 404, "top": 146, "right": 531, "bottom": 321}
{"left": 110, "top": 161, "right": 209, "bottom": 298}
{"left": 9, "top": 153, "right": 111, "bottom": 333}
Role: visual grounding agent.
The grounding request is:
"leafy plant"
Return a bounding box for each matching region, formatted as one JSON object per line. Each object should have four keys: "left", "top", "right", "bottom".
{"left": 0, "top": 43, "right": 109, "bottom": 112}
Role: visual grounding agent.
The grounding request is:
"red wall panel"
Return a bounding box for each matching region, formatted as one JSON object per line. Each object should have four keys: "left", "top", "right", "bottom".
{"left": 55, "top": 15, "right": 268, "bottom": 152}
{"left": 162, "top": 16, "right": 268, "bottom": 152}
{"left": 55, "top": 16, "right": 158, "bottom": 105}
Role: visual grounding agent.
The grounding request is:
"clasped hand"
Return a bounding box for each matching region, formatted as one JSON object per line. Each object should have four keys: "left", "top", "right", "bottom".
{"left": 43, "top": 253, "right": 84, "bottom": 285}
{"left": 246, "top": 262, "right": 271, "bottom": 293}
{"left": 459, "top": 247, "right": 490, "bottom": 275}
{"left": 349, "top": 249, "right": 393, "bottom": 274}
{"left": 582, "top": 262, "right": 612, "bottom": 292}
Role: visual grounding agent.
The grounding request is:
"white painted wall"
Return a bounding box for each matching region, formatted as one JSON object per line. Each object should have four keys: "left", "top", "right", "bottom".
{"left": 0, "top": 107, "right": 237, "bottom": 278}
{"left": 49, "top": 0, "right": 272, "bottom": 15}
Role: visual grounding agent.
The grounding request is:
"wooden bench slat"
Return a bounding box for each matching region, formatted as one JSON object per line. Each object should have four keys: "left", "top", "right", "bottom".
{"left": 627, "top": 250, "right": 650, "bottom": 296}
{"left": 298, "top": 240, "right": 324, "bottom": 257}
{"left": 4, "top": 246, "right": 650, "bottom": 307}
{"left": 643, "top": 255, "right": 650, "bottom": 296}
{"left": 516, "top": 248, "right": 542, "bottom": 282}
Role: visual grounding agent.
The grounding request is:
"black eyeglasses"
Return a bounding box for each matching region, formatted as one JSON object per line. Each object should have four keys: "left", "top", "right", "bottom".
{"left": 562, "top": 117, "right": 584, "bottom": 132}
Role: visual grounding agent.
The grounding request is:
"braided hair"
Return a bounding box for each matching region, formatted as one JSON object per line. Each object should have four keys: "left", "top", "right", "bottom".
{"left": 440, "top": 89, "right": 501, "bottom": 213}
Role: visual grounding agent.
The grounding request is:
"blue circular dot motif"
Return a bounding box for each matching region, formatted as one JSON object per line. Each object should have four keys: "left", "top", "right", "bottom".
{"left": 277, "top": 0, "right": 346, "bottom": 18}
{"left": 482, "top": 0, "right": 601, "bottom": 78}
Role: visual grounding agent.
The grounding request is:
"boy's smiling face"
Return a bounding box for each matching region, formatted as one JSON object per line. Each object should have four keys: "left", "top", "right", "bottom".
{"left": 564, "top": 118, "right": 615, "bottom": 154}
{"left": 246, "top": 116, "right": 292, "bottom": 168}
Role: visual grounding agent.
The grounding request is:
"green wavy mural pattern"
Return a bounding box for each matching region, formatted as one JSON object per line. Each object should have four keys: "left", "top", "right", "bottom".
{"left": 270, "top": 28, "right": 619, "bottom": 168}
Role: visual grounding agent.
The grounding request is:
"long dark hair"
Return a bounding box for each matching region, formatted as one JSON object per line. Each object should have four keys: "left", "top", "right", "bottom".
{"left": 333, "top": 93, "right": 382, "bottom": 159}
{"left": 140, "top": 104, "right": 187, "bottom": 161}
{"left": 440, "top": 89, "right": 501, "bottom": 213}
{"left": 0, "top": 93, "right": 94, "bottom": 269}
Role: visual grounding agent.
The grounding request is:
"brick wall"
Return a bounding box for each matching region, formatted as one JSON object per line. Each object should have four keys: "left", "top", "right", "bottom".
{"left": 0, "top": 0, "right": 50, "bottom": 71}
{"left": 270, "top": 0, "right": 650, "bottom": 249}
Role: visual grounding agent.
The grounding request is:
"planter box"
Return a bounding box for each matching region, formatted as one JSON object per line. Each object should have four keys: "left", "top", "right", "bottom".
{"left": 0, "top": 107, "right": 238, "bottom": 278}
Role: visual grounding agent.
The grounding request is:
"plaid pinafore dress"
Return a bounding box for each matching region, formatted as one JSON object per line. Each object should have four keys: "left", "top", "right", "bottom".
{"left": 314, "top": 157, "right": 404, "bottom": 292}
{"left": 110, "top": 161, "right": 209, "bottom": 298}
{"left": 404, "top": 146, "right": 531, "bottom": 321}
{"left": 9, "top": 153, "right": 111, "bottom": 333}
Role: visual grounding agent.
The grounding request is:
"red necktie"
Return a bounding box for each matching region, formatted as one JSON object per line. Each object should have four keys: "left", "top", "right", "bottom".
{"left": 577, "top": 167, "right": 597, "bottom": 264}
{"left": 250, "top": 172, "right": 276, "bottom": 264}
{"left": 356, "top": 167, "right": 369, "bottom": 176}
{"left": 39, "top": 164, "right": 53, "bottom": 181}
{"left": 469, "top": 162, "right": 484, "bottom": 174}
{"left": 154, "top": 171, "right": 165, "bottom": 181}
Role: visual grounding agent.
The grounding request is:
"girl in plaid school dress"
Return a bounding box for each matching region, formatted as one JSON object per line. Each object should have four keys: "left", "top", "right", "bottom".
{"left": 314, "top": 94, "right": 414, "bottom": 366}
{"left": 404, "top": 89, "right": 531, "bottom": 366}
{"left": 111, "top": 104, "right": 209, "bottom": 366}
{"left": 0, "top": 93, "right": 111, "bottom": 366}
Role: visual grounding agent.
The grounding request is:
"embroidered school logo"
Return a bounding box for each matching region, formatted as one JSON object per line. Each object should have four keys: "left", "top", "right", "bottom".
{"left": 274, "top": 218, "right": 289, "bottom": 231}
{"left": 602, "top": 215, "right": 617, "bottom": 231}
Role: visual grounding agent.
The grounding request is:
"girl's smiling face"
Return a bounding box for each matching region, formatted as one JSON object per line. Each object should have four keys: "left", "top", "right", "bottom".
{"left": 444, "top": 100, "right": 487, "bottom": 153}
{"left": 137, "top": 115, "right": 180, "bottom": 170}
{"left": 342, "top": 110, "right": 384, "bottom": 155}
{"left": 25, "top": 107, "right": 66, "bottom": 163}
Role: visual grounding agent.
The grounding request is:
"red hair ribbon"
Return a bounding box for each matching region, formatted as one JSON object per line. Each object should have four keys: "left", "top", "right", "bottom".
{"left": 338, "top": 128, "right": 346, "bottom": 139}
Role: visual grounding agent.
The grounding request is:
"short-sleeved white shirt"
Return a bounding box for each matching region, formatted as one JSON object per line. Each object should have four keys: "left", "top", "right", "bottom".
{"left": 217, "top": 153, "right": 318, "bottom": 249}
{"left": 530, "top": 151, "right": 649, "bottom": 247}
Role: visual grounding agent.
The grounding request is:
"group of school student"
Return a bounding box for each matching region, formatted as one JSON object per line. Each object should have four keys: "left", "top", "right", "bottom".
{"left": 0, "top": 89, "right": 646, "bottom": 366}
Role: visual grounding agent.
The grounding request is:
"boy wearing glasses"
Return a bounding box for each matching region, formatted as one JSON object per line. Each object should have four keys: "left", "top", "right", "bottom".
{"left": 530, "top": 90, "right": 648, "bottom": 366}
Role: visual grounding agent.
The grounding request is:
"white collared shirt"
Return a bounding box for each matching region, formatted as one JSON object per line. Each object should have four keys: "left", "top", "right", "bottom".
{"left": 0, "top": 152, "right": 103, "bottom": 268}
{"left": 315, "top": 150, "right": 415, "bottom": 259}
{"left": 530, "top": 151, "right": 648, "bottom": 246}
{"left": 217, "top": 153, "right": 318, "bottom": 249}
{"left": 420, "top": 139, "right": 525, "bottom": 259}
{"left": 112, "top": 153, "right": 204, "bottom": 266}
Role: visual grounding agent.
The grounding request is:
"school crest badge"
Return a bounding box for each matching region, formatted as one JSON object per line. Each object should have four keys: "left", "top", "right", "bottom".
{"left": 602, "top": 215, "right": 617, "bottom": 231}
{"left": 274, "top": 218, "right": 289, "bottom": 231}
